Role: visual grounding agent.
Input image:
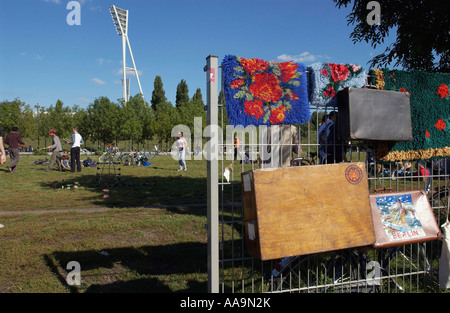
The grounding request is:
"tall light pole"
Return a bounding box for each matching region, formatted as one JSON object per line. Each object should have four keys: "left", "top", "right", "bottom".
{"left": 109, "top": 5, "right": 144, "bottom": 103}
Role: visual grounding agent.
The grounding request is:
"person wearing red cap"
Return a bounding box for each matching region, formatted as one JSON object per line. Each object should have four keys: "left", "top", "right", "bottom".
{"left": 45, "top": 129, "right": 62, "bottom": 172}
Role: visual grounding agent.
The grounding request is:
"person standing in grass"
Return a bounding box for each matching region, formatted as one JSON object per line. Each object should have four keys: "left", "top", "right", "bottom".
{"left": 0, "top": 114, "right": 6, "bottom": 166}
{"left": 176, "top": 131, "right": 188, "bottom": 171}
{"left": 4, "top": 126, "right": 25, "bottom": 173}
{"left": 0, "top": 114, "right": 6, "bottom": 228}
{"left": 45, "top": 129, "right": 62, "bottom": 172}
{"left": 234, "top": 134, "right": 240, "bottom": 160}
{"left": 69, "top": 127, "right": 83, "bottom": 172}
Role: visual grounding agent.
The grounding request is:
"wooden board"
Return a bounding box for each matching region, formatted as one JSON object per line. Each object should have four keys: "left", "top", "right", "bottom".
{"left": 369, "top": 190, "right": 441, "bottom": 248}
{"left": 242, "top": 162, "right": 375, "bottom": 260}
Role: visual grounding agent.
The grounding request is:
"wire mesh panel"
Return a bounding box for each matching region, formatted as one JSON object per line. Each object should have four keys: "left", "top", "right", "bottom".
{"left": 213, "top": 68, "right": 448, "bottom": 293}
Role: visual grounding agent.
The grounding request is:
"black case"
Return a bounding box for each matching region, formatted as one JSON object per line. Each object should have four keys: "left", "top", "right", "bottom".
{"left": 337, "top": 87, "right": 413, "bottom": 141}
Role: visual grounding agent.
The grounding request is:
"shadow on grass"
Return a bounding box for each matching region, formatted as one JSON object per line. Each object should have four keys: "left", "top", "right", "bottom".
{"left": 44, "top": 241, "right": 208, "bottom": 293}
{"left": 39, "top": 172, "right": 211, "bottom": 210}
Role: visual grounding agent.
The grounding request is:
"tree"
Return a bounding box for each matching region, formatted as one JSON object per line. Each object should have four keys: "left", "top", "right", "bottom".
{"left": 135, "top": 96, "right": 155, "bottom": 144}
{"left": 175, "top": 79, "right": 189, "bottom": 109}
{"left": 0, "top": 98, "right": 39, "bottom": 142}
{"left": 20, "top": 104, "right": 37, "bottom": 141}
{"left": 334, "top": 0, "right": 450, "bottom": 72}
{"left": 151, "top": 75, "right": 167, "bottom": 111}
{"left": 178, "top": 88, "right": 206, "bottom": 135}
{"left": 86, "top": 97, "right": 120, "bottom": 149}
{"left": 44, "top": 99, "right": 73, "bottom": 140}
{"left": 153, "top": 101, "right": 179, "bottom": 149}
{"left": 120, "top": 101, "right": 143, "bottom": 148}
{"left": 72, "top": 107, "right": 91, "bottom": 148}
{"left": 0, "top": 99, "right": 24, "bottom": 134}
{"left": 119, "top": 94, "right": 155, "bottom": 148}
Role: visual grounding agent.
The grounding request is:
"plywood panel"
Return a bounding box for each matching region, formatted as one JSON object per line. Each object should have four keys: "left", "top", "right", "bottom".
{"left": 242, "top": 162, "right": 375, "bottom": 260}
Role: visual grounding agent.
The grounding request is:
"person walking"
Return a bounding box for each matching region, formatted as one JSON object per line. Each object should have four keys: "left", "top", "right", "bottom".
{"left": 234, "top": 134, "right": 240, "bottom": 160}
{"left": 4, "top": 126, "right": 25, "bottom": 173}
{"left": 0, "top": 114, "right": 6, "bottom": 228}
{"left": 317, "top": 114, "right": 332, "bottom": 164}
{"left": 176, "top": 131, "right": 188, "bottom": 171}
{"left": 45, "top": 129, "right": 62, "bottom": 172}
{"left": 69, "top": 127, "right": 83, "bottom": 172}
{"left": 326, "top": 111, "right": 347, "bottom": 164}
{"left": 0, "top": 114, "right": 6, "bottom": 165}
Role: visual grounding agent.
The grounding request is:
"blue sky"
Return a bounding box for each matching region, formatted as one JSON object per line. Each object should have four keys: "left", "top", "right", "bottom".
{"left": 0, "top": 0, "right": 395, "bottom": 109}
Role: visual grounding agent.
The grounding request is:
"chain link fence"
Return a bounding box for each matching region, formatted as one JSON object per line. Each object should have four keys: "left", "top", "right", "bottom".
{"left": 207, "top": 59, "right": 448, "bottom": 293}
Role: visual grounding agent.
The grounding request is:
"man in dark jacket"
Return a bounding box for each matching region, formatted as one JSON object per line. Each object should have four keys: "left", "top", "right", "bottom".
{"left": 4, "top": 126, "right": 25, "bottom": 172}
{"left": 0, "top": 114, "right": 6, "bottom": 165}
{"left": 0, "top": 114, "right": 4, "bottom": 228}
{"left": 326, "top": 111, "right": 347, "bottom": 164}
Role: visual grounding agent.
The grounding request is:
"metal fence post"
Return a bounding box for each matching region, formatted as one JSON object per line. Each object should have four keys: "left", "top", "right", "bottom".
{"left": 206, "top": 55, "right": 219, "bottom": 293}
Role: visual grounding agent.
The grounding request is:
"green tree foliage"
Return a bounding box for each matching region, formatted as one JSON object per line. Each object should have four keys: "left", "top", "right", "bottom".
{"left": 86, "top": 97, "right": 120, "bottom": 147}
{"left": 2, "top": 75, "right": 208, "bottom": 151}
{"left": 0, "top": 98, "right": 26, "bottom": 134}
{"left": 130, "top": 94, "right": 155, "bottom": 144}
{"left": 149, "top": 76, "right": 178, "bottom": 148}
{"left": 120, "top": 101, "right": 143, "bottom": 146}
{"left": 177, "top": 88, "right": 206, "bottom": 137}
{"left": 20, "top": 104, "right": 37, "bottom": 140}
{"left": 151, "top": 75, "right": 167, "bottom": 111}
{"left": 334, "top": 0, "right": 450, "bottom": 72}
{"left": 71, "top": 106, "right": 90, "bottom": 144}
{"left": 43, "top": 99, "right": 73, "bottom": 139}
{"left": 119, "top": 94, "right": 154, "bottom": 148}
{"left": 154, "top": 101, "right": 179, "bottom": 149}
{"left": 175, "top": 79, "right": 190, "bottom": 109}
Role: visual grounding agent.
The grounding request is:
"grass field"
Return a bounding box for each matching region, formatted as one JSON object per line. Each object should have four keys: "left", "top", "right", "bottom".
{"left": 0, "top": 153, "right": 222, "bottom": 293}
{"left": 1, "top": 151, "right": 447, "bottom": 293}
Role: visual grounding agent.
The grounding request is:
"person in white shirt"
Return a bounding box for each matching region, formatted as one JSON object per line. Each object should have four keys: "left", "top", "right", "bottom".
{"left": 176, "top": 132, "right": 188, "bottom": 171}
{"left": 69, "top": 127, "right": 83, "bottom": 172}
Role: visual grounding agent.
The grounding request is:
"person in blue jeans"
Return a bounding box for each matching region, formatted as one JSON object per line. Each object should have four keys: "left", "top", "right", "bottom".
{"left": 60, "top": 150, "right": 70, "bottom": 170}
{"left": 176, "top": 131, "right": 188, "bottom": 171}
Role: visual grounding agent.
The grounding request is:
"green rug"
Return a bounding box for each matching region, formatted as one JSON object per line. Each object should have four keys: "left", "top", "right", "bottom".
{"left": 371, "top": 68, "right": 450, "bottom": 162}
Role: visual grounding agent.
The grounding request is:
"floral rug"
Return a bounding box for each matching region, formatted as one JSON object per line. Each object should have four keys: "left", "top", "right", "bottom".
{"left": 372, "top": 69, "right": 450, "bottom": 162}
{"left": 308, "top": 62, "right": 366, "bottom": 107}
{"left": 222, "top": 55, "right": 310, "bottom": 127}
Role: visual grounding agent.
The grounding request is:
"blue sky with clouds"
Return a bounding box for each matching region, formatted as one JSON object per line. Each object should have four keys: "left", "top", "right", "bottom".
{"left": 0, "top": 0, "right": 395, "bottom": 109}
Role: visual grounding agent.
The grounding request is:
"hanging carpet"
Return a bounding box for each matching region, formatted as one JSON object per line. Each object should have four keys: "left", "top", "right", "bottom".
{"left": 222, "top": 55, "right": 310, "bottom": 127}
{"left": 371, "top": 69, "right": 450, "bottom": 162}
{"left": 307, "top": 62, "right": 366, "bottom": 107}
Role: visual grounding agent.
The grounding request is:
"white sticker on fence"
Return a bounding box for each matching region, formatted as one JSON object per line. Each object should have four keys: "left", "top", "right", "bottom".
{"left": 243, "top": 174, "right": 251, "bottom": 192}
{"left": 248, "top": 221, "right": 255, "bottom": 240}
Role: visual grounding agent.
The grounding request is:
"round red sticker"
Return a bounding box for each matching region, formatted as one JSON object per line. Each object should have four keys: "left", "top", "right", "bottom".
{"left": 345, "top": 165, "right": 363, "bottom": 185}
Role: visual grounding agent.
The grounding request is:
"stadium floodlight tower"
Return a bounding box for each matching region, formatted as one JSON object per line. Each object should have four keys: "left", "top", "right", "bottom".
{"left": 109, "top": 5, "right": 144, "bottom": 103}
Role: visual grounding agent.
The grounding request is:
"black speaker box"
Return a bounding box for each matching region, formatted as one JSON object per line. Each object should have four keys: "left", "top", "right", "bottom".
{"left": 337, "top": 87, "right": 412, "bottom": 141}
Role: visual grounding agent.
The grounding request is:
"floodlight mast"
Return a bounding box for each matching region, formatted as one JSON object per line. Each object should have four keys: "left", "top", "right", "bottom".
{"left": 109, "top": 5, "right": 144, "bottom": 103}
